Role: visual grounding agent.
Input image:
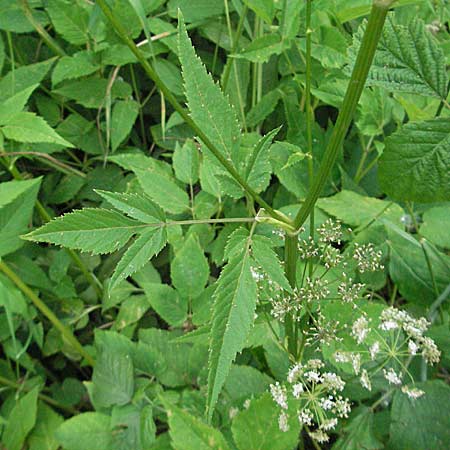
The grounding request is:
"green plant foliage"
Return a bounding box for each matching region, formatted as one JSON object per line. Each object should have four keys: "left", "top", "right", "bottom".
{"left": 0, "top": 1, "right": 449, "bottom": 449}
{"left": 349, "top": 15, "right": 449, "bottom": 99}
{"left": 378, "top": 118, "right": 450, "bottom": 202}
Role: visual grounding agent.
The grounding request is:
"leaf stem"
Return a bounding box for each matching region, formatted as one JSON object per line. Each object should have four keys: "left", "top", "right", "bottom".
{"left": 95, "top": 0, "right": 289, "bottom": 226}
{"left": 293, "top": 2, "right": 389, "bottom": 230}
{"left": 19, "top": 0, "right": 66, "bottom": 57}
{"left": 0, "top": 375, "right": 77, "bottom": 413}
{"left": 0, "top": 260, "right": 95, "bottom": 367}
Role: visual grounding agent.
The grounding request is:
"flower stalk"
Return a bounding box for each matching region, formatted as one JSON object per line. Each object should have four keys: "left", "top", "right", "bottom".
{"left": 292, "top": 2, "right": 390, "bottom": 231}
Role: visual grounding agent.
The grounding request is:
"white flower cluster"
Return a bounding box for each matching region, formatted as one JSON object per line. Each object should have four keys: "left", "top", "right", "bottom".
{"left": 333, "top": 307, "right": 440, "bottom": 399}
{"left": 353, "top": 243, "right": 384, "bottom": 273}
{"left": 270, "top": 359, "right": 351, "bottom": 443}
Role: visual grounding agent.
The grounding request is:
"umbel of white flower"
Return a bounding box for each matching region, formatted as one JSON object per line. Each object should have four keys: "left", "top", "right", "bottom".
{"left": 333, "top": 306, "right": 440, "bottom": 399}
{"left": 270, "top": 359, "right": 351, "bottom": 443}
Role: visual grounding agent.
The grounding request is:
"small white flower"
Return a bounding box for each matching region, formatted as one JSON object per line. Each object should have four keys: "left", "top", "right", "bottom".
{"left": 360, "top": 369, "right": 372, "bottom": 391}
{"left": 351, "top": 353, "right": 361, "bottom": 374}
{"left": 270, "top": 382, "right": 288, "bottom": 409}
{"left": 383, "top": 368, "right": 402, "bottom": 385}
{"left": 292, "top": 383, "right": 304, "bottom": 398}
{"left": 351, "top": 316, "right": 370, "bottom": 344}
{"left": 401, "top": 385, "right": 425, "bottom": 399}
{"left": 287, "top": 363, "right": 303, "bottom": 383}
{"left": 278, "top": 411, "right": 290, "bottom": 432}
{"left": 229, "top": 407, "right": 239, "bottom": 419}
{"left": 309, "top": 429, "right": 330, "bottom": 443}
{"left": 420, "top": 336, "right": 441, "bottom": 365}
{"left": 369, "top": 342, "right": 380, "bottom": 360}
{"left": 320, "top": 418, "right": 338, "bottom": 431}
{"left": 322, "top": 372, "right": 345, "bottom": 392}
{"left": 298, "top": 408, "right": 314, "bottom": 426}
{"left": 408, "top": 340, "right": 419, "bottom": 355}
{"left": 243, "top": 399, "right": 251, "bottom": 409}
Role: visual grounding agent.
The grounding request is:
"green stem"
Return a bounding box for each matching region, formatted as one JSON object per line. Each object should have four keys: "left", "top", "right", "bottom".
{"left": 284, "top": 234, "right": 298, "bottom": 356}
{"left": 0, "top": 260, "right": 95, "bottom": 367}
{"left": 19, "top": 0, "right": 66, "bottom": 57}
{"left": 221, "top": 4, "right": 248, "bottom": 90}
{"left": 305, "top": 0, "right": 314, "bottom": 279}
{"left": 0, "top": 375, "right": 77, "bottom": 413}
{"left": 293, "top": 2, "right": 389, "bottom": 230}
{"left": 95, "top": 0, "right": 289, "bottom": 226}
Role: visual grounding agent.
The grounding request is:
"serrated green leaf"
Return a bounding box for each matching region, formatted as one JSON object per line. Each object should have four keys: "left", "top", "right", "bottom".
{"left": 0, "top": 59, "right": 55, "bottom": 102}
{"left": 24, "top": 208, "right": 144, "bottom": 254}
{"left": 1, "top": 112, "right": 73, "bottom": 147}
{"left": 173, "top": 139, "right": 200, "bottom": 185}
{"left": 111, "top": 100, "right": 140, "bottom": 152}
{"left": 0, "top": 178, "right": 42, "bottom": 257}
{"left": 379, "top": 118, "right": 450, "bottom": 203}
{"left": 207, "top": 243, "right": 257, "bottom": 420}
{"left": 163, "top": 402, "right": 231, "bottom": 450}
{"left": 52, "top": 51, "right": 100, "bottom": 86}
{"left": 178, "top": 15, "right": 241, "bottom": 161}
{"left": 0, "top": 84, "right": 39, "bottom": 124}
{"left": 110, "top": 227, "right": 167, "bottom": 291}
{"left": 243, "top": 0, "right": 274, "bottom": 24}
{"left": 171, "top": 234, "right": 209, "bottom": 300}
{"left": 55, "top": 413, "right": 112, "bottom": 450}
{"left": 96, "top": 190, "right": 165, "bottom": 223}
{"left": 45, "top": 0, "right": 90, "bottom": 45}
{"left": 349, "top": 15, "right": 449, "bottom": 99}
{"left": 252, "top": 236, "right": 292, "bottom": 292}
{"left": 135, "top": 168, "right": 190, "bottom": 214}
{"left": 245, "top": 127, "right": 280, "bottom": 193}
{"left": 2, "top": 387, "right": 39, "bottom": 450}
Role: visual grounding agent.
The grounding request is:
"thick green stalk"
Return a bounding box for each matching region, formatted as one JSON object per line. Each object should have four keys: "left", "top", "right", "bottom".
{"left": 284, "top": 234, "right": 298, "bottom": 356}
{"left": 0, "top": 260, "right": 95, "bottom": 367}
{"left": 293, "top": 2, "right": 390, "bottom": 230}
{"left": 95, "top": 0, "right": 289, "bottom": 226}
{"left": 305, "top": 0, "right": 314, "bottom": 279}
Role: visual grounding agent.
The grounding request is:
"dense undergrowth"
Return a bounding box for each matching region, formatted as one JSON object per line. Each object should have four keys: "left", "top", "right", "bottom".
{"left": 0, "top": 0, "right": 449, "bottom": 449}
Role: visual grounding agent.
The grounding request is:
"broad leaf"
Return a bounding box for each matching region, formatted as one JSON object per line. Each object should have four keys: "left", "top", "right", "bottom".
{"left": 171, "top": 234, "right": 209, "bottom": 300}
{"left": 2, "top": 387, "right": 39, "bottom": 450}
{"left": 111, "top": 99, "right": 140, "bottom": 152}
{"left": 421, "top": 206, "right": 450, "bottom": 249}
{"left": 231, "top": 393, "right": 300, "bottom": 450}
{"left": 24, "top": 209, "right": 144, "bottom": 254}
{"left": 28, "top": 403, "right": 63, "bottom": 450}
{"left": 55, "top": 413, "right": 112, "bottom": 450}
{"left": 1, "top": 112, "right": 73, "bottom": 147}
{"left": 173, "top": 139, "right": 200, "bottom": 185}
{"left": 207, "top": 243, "right": 257, "bottom": 420}
{"left": 178, "top": 15, "right": 241, "bottom": 162}
{"left": 232, "top": 34, "right": 288, "bottom": 63}
{"left": 92, "top": 343, "right": 134, "bottom": 408}
{"left": 388, "top": 381, "right": 450, "bottom": 450}
{"left": 0, "top": 85, "right": 39, "bottom": 123}
{"left": 379, "top": 118, "right": 450, "bottom": 203}
{"left": 52, "top": 51, "right": 100, "bottom": 86}
{"left": 45, "top": 0, "right": 90, "bottom": 45}
{"left": 349, "top": 15, "right": 449, "bottom": 99}
{"left": 135, "top": 168, "right": 190, "bottom": 214}
{"left": 164, "top": 402, "right": 231, "bottom": 450}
